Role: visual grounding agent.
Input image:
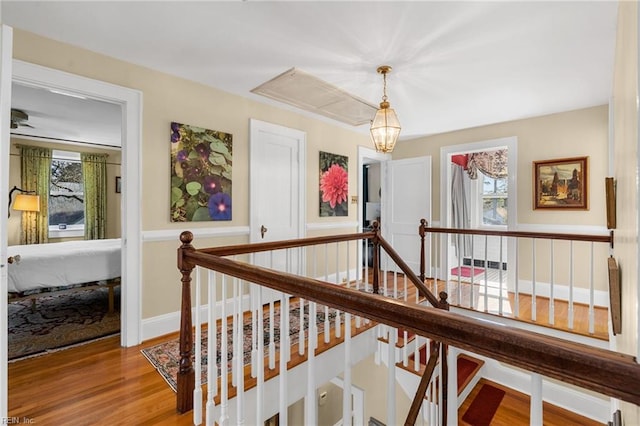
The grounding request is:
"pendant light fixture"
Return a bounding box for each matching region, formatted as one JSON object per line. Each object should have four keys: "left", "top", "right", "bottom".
{"left": 370, "top": 65, "right": 401, "bottom": 153}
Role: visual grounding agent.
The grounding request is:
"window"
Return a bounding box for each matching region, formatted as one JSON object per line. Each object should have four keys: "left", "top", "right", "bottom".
{"left": 480, "top": 171, "right": 507, "bottom": 227}
{"left": 49, "top": 150, "right": 84, "bottom": 238}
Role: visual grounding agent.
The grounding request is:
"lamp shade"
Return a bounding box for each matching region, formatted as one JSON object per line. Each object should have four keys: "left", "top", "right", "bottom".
{"left": 13, "top": 194, "right": 40, "bottom": 212}
{"left": 370, "top": 105, "right": 401, "bottom": 153}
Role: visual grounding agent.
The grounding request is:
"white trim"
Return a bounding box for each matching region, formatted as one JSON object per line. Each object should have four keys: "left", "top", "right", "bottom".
{"left": 306, "top": 221, "right": 359, "bottom": 231}
{"left": 516, "top": 279, "right": 609, "bottom": 307}
{"left": 142, "top": 226, "right": 250, "bottom": 242}
{"left": 0, "top": 24, "right": 13, "bottom": 419}
{"left": 12, "top": 60, "right": 144, "bottom": 347}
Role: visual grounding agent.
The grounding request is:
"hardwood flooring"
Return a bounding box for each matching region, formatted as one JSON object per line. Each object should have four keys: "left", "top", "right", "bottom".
{"left": 458, "top": 378, "right": 604, "bottom": 426}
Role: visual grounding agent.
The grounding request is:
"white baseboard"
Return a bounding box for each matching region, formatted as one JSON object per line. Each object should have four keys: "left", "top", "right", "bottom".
{"left": 516, "top": 279, "right": 608, "bottom": 307}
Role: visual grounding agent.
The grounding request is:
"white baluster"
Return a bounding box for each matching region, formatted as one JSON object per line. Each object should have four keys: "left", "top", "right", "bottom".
{"left": 298, "top": 297, "right": 305, "bottom": 356}
{"left": 343, "top": 312, "right": 353, "bottom": 426}
{"left": 589, "top": 242, "right": 595, "bottom": 334}
{"left": 568, "top": 241, "right": 575, "bottom": 329}
{"left": 235, "top": 278, "right": 244, "bottom": 425}
{"left": 305, "top": 301, "right": 317, "bottom": 425}
{"left": 231, "top": 276, "right": 238, "bottom": 388}
{"left": 530, "top": 373, "right": 543, "bottom": 425}
{"left": 549, "top": 240, "right": 555, "bottom": 325}
{"left": 269, "top": 299, "right": 275, "bottom": 370}
{"left": 532, "top": 239, "right": 537, "bottom": 322}
{"left": 256, "top": 285, "right": 264, "bottom": 426}
{"left": 387, "top": 327, "right": 397, "bottom": 425}
{"left": 279, "top": 292, "right": 288, "bottom": 425}
{"left": 447, "top": 346, "right": 458, "bottom": 426}
{"left": 206, "top": 270, "right": 217, "bottom": 426}
{"left": 218, "top": 275, "right": 228, "bottom": 426}
{"left": 514, "top": 237, "right": 520, "bottom": 318}
{"left": 483, "top": 236, "right": 489, "bottom": 312}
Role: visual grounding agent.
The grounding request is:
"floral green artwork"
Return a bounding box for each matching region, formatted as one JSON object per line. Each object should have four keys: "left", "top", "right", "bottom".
{"left": 170, "top": 122, "right": 232, "bottom": 222}
{"left": 319, "top": 151, "right": 348, "bottom": 217}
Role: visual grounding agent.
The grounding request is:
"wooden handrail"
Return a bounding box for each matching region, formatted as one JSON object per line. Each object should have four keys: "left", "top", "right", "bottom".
{"left": 181, "top": 247, "right": 640, "bottom": 406}
{"left": 198, "top": 231, "right": 376, "bottom": 257}
{"left": 424, "top": 225, "right": 613, "bottom": 244}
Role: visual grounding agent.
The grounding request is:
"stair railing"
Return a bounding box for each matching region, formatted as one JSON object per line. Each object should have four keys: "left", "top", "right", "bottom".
{"left": 418, "top": 220, "right": 615, "bottom": 337}
{"left": 176, "top": 226, "right": 640, "bottom": 425}
{"left": 177, "top": 224, "right": 449, "bottom": 425}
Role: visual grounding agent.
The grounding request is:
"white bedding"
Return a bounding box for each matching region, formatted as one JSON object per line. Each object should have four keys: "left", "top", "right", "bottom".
{"left": 7, "top": 239, "right": 121, "bottom": 293}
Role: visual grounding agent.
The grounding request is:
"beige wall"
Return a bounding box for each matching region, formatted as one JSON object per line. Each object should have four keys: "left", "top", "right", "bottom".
{"left": 393, "top": 105, "right": 608, "bottom": 227}
{"left": 612, "top": 1, "right": 640, "bottom": 423}
{"left": 11, "top": 29, "right": 369, "bottom": 319}
{"left": 7, "top": 137, "right": 121, "bottom": 245}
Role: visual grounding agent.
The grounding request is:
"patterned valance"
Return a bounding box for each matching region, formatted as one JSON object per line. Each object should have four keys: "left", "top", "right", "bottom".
{"left": 466, "top": 149, "right": 508, "bottom": 180}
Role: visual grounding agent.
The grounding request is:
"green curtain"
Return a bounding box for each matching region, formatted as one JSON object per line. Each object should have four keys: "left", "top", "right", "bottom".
{"left": 81, "top": 153, "right": 108, "bottom": 240}
{"left": 20, "top": 145, "right": 52, "bottom": 244}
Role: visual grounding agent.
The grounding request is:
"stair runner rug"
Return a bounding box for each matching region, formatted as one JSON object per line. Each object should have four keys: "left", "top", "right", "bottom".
{"left": 450, "top": 266, "right": 485, "bottom": 278}
{"left": 461, "top": 383, "right": 505, "bottom": 426}
{"left": 142, "top": 301, "right": 337, "bottom": 392}
{"left": 8, "top": 286, "right": 121, "bottom": 360}
{"left": 142, "top": 290, "right": 403, "bottom": 392}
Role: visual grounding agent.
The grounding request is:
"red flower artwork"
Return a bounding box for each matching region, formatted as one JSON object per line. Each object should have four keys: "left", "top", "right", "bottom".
{"left": 320, "top": 164, "right": 348, "bottom": 208}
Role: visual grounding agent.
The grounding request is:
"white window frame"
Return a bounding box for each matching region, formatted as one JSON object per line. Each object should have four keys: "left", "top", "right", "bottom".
{"left": 48, "top": 149, "right": 84, "bottom": 238}
{"left": 473, "top": 171, "right": 508, "bottom": 230}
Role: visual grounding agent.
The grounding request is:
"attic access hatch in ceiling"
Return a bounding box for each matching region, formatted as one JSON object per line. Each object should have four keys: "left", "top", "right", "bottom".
{"left": 251, "top": 68, "right": 377, "bottom": 126}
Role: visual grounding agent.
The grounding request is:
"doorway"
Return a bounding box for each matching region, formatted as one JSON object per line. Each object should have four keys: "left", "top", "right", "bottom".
{"left": 5, "top": 60, "right": 142, "bottom": 347}
{"left": 249, "top": 119, "right": 306, "bottom": 304}
{"left": 440, "top": 136, "right": 517, "bottom": 310}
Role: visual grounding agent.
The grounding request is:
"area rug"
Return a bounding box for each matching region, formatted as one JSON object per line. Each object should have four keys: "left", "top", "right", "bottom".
{"left": 451, "top": 266, "right": 485, "bottom": 278}
{"left": 8, "top": 286, "right": 120, "bottom": 360}
{"left": 141, "top": 300, "right": 339, "bottom": 392}
{"left": 461, "top": 383, "right": 505, "bottom": 426}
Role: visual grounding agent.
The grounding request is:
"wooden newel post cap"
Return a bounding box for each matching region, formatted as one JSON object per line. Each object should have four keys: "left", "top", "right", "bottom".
{"left": 180, "top": 231, "right": 193, "bottom": 246}
{"left": 439, "top": 291, "right": 450, "bottom": 310}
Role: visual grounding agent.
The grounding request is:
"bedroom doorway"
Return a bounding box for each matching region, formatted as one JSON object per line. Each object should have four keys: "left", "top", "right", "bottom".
{"left": 2, "top": 59, "right": 142, "bottom": 356}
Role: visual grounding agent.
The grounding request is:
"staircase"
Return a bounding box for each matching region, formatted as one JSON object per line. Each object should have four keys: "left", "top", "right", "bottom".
{"left": 386, "top": 327, "right": 607, "bottom": 425}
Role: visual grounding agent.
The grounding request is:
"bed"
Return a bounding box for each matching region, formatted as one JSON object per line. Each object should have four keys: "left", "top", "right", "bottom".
{"left": 7, "top": 239, "right": 121, "bottom": 312}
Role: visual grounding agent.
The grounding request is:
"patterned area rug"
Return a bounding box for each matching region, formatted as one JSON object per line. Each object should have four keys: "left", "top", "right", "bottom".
{"left": 8, "top": 286, "right": 121, "bottom": 360}
{"left": 142, "top": 300, "right": 342, "bottom": 392}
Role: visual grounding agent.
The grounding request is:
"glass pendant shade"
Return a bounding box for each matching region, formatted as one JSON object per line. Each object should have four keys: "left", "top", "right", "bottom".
{"left": 370, "top": 103, "right": 401, "bottom": 153}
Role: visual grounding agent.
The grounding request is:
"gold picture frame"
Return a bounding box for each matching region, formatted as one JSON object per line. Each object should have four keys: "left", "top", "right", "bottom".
{"left": 533, "top": 156, "right": 588, "bottom": 210}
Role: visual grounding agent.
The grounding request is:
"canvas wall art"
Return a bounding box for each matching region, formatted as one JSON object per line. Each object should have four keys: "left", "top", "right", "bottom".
{"left": 319, "top": 151, "right": 348, "bottom": 217}
{"left": 170, "top": 122, "right": 233, "bottom": 222}
{"left": 533, "top": 156, "right": 588, "bottom": 210}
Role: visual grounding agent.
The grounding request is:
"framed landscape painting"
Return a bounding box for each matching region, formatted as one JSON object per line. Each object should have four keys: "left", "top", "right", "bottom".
{"left": 533, "top": 156, "right": 588, "bottom": 210}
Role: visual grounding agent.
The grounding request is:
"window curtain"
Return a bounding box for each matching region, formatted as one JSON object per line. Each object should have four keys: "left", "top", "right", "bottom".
{"left": 451, "top": 163, "right": 471, "bottom": 257}
{"left": 20, "top": 145, "right": 52, "bottom": 244}
{"left": 466, "top": 149, "right": 508, "bottom": 180}
{"left": 81, "top": 153, "right": 108, "bottom": 240}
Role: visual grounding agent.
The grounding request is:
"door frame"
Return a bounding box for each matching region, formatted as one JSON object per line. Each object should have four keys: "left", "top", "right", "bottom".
{"left": 0, "top": 24, "right": 13, "bottom": 419}
{"left": 440, "top": 136, "right": 518, "bottom": 285}
{"left": 357, "top": 146, "right": 390, "bottom": 233}
{"left": 7, "top": 60, "right": 143, "bottom": 347}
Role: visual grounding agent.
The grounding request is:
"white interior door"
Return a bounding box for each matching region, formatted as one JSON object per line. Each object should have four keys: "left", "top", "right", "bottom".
{"left": 249, "top": 119, "right": 306, "bottom": 303}
{"left": 382, "top": 156, "right": 432, "bottom": 275}
{"left": 0, "top": 24, "right": 13, "bottom": 418}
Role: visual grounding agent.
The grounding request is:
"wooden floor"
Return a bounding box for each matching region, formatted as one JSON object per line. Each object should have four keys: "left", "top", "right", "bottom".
{"left": 8, "top": 279, "right": 609, "bottom": 425}
{"left": 458, "top": 378, "right": 604, "bottom": 426}
{"left": 430, "top": 278, "right": 610, "bottom": 340}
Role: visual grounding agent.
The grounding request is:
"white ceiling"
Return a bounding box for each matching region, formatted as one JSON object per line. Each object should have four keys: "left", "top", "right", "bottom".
{"left": 1, "top": 1, "right": 619, "bottom": 141}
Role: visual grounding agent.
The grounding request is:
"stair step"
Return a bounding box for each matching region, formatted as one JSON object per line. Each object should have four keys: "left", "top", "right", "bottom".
{"left": 397, "top": 346, "right": 484, "bottom": 395}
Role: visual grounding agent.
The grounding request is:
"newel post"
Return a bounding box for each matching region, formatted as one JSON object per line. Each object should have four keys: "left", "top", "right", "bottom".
{"left": 418, "top": 218, "right": 427, "bottom": 282}
{"left": 371, "top": 220, "right": 381, "bottom": 294}
{"left": 177, "top": 231, "right": 195, "bottom": 413}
